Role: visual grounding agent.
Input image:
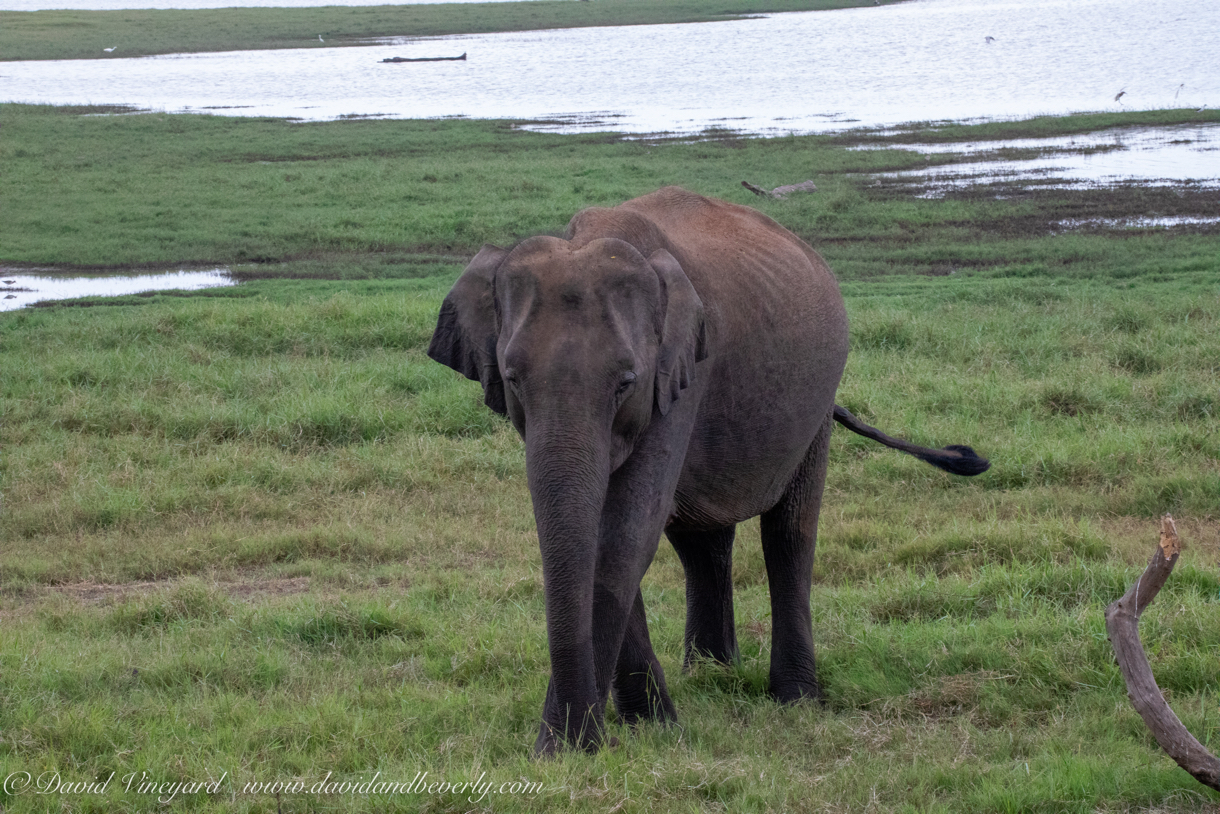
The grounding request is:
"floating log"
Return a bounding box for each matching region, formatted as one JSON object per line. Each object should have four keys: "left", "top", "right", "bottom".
{"left": 381, "top": 53, "right": 467, "bottom": 63}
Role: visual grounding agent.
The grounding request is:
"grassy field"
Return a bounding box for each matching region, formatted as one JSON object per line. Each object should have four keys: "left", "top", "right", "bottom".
{"left": 0, "top": 0, "right": 903, "bottom": 61}
{"left": 2, "top": 98, "right": 1220, "bottom": 813}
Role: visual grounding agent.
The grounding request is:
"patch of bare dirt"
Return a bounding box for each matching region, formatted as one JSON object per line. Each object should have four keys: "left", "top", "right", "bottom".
{"left": 910, "top": 670, "right": 1015, "bottom": 720}
{"left": 42, "top": 576, "right": 312, "bottom": 606}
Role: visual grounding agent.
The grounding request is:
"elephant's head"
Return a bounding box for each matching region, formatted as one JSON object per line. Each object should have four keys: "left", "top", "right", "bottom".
{"left": 428, "top": 236, "right": 707, "bottom": 752}
{"left": 428, "top": 236, "right": 707, "bottom": 471}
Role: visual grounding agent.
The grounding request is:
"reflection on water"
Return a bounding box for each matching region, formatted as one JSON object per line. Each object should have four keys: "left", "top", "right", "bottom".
{"left": 2, "top": 0, "right": 1216, "bottom": 135}
{"left": 0, "top": 269, "right": 234, "bottom": 311}
{"left": 864, "top": 125, "right": 1220, "bottom": 191}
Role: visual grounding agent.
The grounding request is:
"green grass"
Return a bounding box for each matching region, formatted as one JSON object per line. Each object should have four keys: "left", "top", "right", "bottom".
{"left": 0, "top": 0, "right": 904, "bottom": 62}
{"left": 2, "top": 101, "right": 1219, "bottom": 812}
{"left": 3, "top": 103, "right": 1217, "bottom": 271}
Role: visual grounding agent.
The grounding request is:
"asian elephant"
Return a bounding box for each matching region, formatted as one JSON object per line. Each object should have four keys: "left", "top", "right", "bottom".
{"left": 427, "top": 186, "right": 989, "bottom": 756}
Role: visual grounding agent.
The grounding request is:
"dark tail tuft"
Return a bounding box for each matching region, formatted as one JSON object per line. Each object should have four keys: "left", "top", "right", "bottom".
{"left": 912, "top": 444, "right": 991, "bottom": 477}
{"left": 833, "top": 405, "right": 990, "bottom": 477}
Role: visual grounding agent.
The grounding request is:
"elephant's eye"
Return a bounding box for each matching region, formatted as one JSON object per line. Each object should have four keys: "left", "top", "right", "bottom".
{"left": 616, "top": 372, "right": 637, "bottom": 395}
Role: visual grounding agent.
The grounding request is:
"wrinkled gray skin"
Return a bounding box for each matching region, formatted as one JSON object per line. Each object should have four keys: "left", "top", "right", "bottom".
{"left": 428, "top": 187, "right": 983, "bottom": 756}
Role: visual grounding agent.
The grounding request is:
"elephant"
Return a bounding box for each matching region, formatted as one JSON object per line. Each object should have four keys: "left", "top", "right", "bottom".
{"left": 427, "top": 186, "right": 989, "bottom": 756}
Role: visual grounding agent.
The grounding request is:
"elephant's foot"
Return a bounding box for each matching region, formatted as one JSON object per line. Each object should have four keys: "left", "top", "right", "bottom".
{"left": 768, "top": 671, "right": 825, "bottom": 706}
{"left": 532, "top": 678, "right": 607, "bottom": 758}
{"left": 611, "top": 667, "right": 678, "bottom": 727}
{"left": 532, "top": 723, "right": 562, "bottom": 759}
{"left": 615, "top": 701, "right": 678, "bottom": 728}
{"left": 532, "top": 717, "right": 606, "bottom": 758}
{"left": 682, "top": 643, "right": 741, "bottom": 672}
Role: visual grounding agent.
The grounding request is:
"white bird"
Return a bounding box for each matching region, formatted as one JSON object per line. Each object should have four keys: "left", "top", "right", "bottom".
{"left": 103, "top": 47, "right": 116, "bottom": 52}
{"left": 984, "top": 35, "right": 996, "bottom": 44}
{"left": 318, "top": 35, "right": 324, "bottom": 43}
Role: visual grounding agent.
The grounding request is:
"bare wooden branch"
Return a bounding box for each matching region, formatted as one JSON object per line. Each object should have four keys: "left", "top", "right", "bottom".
{"left": 1105, "top": 515, "right": 1220, "bottom": 790}
{"left": 770, "top": 181, "right": 818, "bottom": 199}
{"left": 741, "top": 180, "right": 817, "bottom": 199}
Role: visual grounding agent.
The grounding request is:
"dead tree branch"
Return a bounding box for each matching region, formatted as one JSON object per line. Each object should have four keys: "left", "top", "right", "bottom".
{"left": 1105, "top": 515, "right": 1220, "bottom": 790}
{"left": 741, "top": 180, "right": 817, "bottom": 199}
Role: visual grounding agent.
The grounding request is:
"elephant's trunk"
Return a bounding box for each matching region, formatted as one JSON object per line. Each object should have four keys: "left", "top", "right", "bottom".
{"left": 525, "top": 426, "right": 612, "bottom": 754}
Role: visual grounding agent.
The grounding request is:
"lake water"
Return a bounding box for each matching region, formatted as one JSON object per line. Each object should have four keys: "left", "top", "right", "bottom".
{"left": 863, "top": 124, "right": 1220, "bottom": 192}
{"left": 2, "top": 0, "right": 1216, "bottom": 135}
{"left": 3, "top": 0, "right": 1216, "bottom": 308}
{"left": 0, "top": 270, "right": 234, "bottom": 310}
{"left": 2, "top": 0, "right": 524, "bottom": 8}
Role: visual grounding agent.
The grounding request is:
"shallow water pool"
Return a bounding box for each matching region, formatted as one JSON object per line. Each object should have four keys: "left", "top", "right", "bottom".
{"left": 0, "top": 269, "right": 235, "bottom": 311}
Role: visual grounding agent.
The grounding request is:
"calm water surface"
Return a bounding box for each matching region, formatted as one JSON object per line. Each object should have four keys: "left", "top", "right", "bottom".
{"left": 864, "top": 125, "right": 1220, "bottom": 191}
{"left": 2, "top": 0, "right": 526, "bottom": 8}
{"left": 0, "top": 270, "right": 234, "bottom": 310}
{"left": 3, "top": 0, "right": 1216, "bottom": 134}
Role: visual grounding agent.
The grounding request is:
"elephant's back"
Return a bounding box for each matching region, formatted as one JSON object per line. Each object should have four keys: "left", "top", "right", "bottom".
{"left": 621, "top": 187, "right": 848, "bottom": 369}
{"left": 617, "top": 188, "right": 851, "bottom": 527}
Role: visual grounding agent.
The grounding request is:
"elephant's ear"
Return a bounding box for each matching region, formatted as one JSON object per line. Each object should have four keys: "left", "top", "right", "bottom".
{"left": 427, "top": 244, "right": 509, "bottom": 416}
{"left": 648, "top": 249, "right": 707, "bottom": 417}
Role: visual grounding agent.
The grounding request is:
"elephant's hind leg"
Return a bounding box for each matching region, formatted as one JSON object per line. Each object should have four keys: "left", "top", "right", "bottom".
{"left": 760, "top": 411, "right": 833, "bottom": 703}
{"left": 666, "top": 524, "right": 739, "bottom": 668}
{"left": 611, "top": 589, "right": 677, "bottom": 725}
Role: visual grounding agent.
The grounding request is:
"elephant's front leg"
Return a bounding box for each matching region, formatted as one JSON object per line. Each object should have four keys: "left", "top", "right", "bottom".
{"left": 532, "top": 473, "right": 671, "bottom": 756}
{"left": 564, "top": 445, "right": 690, "bottom": 746}
{"left": 534, "top": 550, "right": 658, "bottom": 756}
{"left": 596, "top": 434, "right": 694, "bottom": 730}
{"left": 530, "top": 402, "right": 698, "bottom": 756}
{"left": 611, "top": 588, "right": 677, "bottom": 725}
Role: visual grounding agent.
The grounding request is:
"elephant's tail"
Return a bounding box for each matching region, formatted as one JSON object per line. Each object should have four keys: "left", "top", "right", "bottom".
{"left": 832, "top": 405, "right": 990, "bottom": 477}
